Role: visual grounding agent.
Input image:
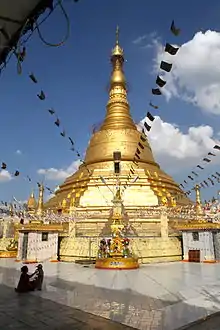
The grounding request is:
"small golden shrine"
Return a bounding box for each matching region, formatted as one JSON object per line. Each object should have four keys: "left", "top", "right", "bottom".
{"left": 27, "top": 191, "right": 37, "bottom": 215}
{"left": 95, "top": 188, "right": 139, "bottom": 269}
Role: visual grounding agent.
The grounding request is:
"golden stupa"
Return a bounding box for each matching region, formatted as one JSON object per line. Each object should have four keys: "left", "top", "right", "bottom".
{"left": 44, "top": 28, "right": 189, "bottom": 263}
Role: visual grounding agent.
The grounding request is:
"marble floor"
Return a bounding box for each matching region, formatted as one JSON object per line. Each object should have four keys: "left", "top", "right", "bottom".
{"left": 0, "top": 284, "right": 135, "bottom": 329}
{"left": 1, "top": 260, "right": 220, "bottom": 329}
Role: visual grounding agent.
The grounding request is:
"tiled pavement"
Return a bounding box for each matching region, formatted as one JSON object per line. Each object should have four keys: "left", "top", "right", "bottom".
{"left": 0, "top": 284, "right": 134, "bottom": 329}
{"left": 0, "top": 284, "right": 220, "bottom": 330}
{"left": 178, "top": 313, "right": 220, "bottom": 330}
{"left": 1, "top": 260, "right": 220, "bottom": 329}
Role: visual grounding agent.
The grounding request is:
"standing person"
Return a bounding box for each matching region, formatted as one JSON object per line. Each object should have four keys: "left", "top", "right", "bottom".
{"left": 35, "top": 264, "right": 44, "bottom": 291}
{"left": 15, "top": 266, "right": 36, "bottom": 293}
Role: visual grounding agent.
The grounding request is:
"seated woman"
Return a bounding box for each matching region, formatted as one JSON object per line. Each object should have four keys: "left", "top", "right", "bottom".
{"left": 15, "top": 266, "right": 36, "bottom": 293}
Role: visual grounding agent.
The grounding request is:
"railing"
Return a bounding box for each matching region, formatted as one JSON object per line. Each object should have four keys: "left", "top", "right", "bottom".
{"left": 2, "top": 205, "right": 220, "bottom": 225}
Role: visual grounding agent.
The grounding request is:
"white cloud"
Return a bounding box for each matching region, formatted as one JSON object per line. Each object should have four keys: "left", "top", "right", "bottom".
{"left": 133, "top": 35, "right": 148, "bottom": 45}
{"left": 15, "top": 149, "right": 22, "bottom": 155}
{"left": 152, "top": 30, "right": 220, "bottom": 114}
{"left": 37, "top": 159, "right": 81, "bottom": 181}
{"left": 138, "top": 116, "right": 219, "bottom": 170}
{"left": 0, "top": 170, "right": 12, "bottom": 182}
{"left": 133, "top": 32, "right": 159, "bottom": 48}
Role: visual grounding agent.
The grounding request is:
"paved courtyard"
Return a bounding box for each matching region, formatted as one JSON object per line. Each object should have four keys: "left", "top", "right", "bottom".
{"left": 1, "top": 260, "right": 220, "bottom": 329}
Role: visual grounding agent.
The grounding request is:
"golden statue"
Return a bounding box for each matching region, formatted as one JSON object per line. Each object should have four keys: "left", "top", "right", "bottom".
{"left": 161, "top": 196, "right": 168, "bottom": 206}
{"left": 170, "top": 196, "right": 177, "bottom": 207}
{"left": 7, "top": 239, "right": 18, "bottom": 252}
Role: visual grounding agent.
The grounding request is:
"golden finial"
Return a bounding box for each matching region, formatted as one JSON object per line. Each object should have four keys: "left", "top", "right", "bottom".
{"left": 111, "top": 26, "right": 124, "bottom": 57}
{"left": 116, "top": 25, "right": 119, "bottom": 45}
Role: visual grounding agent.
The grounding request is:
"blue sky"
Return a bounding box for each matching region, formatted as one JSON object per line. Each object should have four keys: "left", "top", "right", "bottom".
{"left": 1, "top": 0, "right": 220, "bottom": 203}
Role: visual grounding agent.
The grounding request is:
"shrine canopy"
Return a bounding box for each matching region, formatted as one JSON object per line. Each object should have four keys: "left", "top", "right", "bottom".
{"left": 0, "top": 0, "right": 54, "bottom": 66}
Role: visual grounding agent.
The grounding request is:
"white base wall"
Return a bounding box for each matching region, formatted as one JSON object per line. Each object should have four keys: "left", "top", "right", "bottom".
{"left": 17, "top": 232, "right": 58, "bottom": 261}
{"left": 182, "top": 231, "right": 215, "bottom": 261}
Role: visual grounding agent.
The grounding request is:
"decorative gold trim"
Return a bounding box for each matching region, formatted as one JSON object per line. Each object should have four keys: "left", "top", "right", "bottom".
{"left": 18, "top": 224, "right": 64, "bottom": 232}
{"left": 0, "top": 251, "right": 17, "bottom": 258}
{"left": 95, "top": 257, "right": 139, "bottom": 270}
{"left": 173, "top": 222, "right": 220, "bottom": 230}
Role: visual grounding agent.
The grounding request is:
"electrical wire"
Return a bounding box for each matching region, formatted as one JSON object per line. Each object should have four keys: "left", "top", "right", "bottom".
{"left": 0, "top": 0, "right": 69, "bottom": 73}
{"left": 20, "top": 1, "right": 60, "bottom": 46}
{"left": 36, "top": 0, "right": 70, "bottom": 47}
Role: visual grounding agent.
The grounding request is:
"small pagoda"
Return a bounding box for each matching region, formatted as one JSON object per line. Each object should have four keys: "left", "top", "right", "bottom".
{"left": 16, "top": 183, "right": 63, "bottom": 263}
{"left": 172, "top": 185, "right": 220, "bottom": 263}
{"left": 95, "top": 188, "right": 139, "bottom": 270}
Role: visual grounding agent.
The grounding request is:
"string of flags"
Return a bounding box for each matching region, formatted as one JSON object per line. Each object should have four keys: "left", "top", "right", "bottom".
{"left": 0, "top": 199, "right": 26, "bottom": 212}
{"left": 0, "top": 2, "right": 121, "bottom": 208}
{"left": 122, "top": 20, "right": 181, "bottom": 195}
{"left": 1, "top": 162, "right": 20, "bottom": 177}
{"left": 183, "top": 171, "right": 220, "bottom": 197}
{"left": 0, "top": 161, "right": 54, "bottom": 196}
{"left": 0, "top": 195, "right": 30, "bottom": 213}
{"left": 179, "top": 144, "right": 220, "bottom": 189}
{"left": 28, "top": 72, "right": 117, "bottom": 205}
{"left": 29, "top": 72, "right": 85, "bottom": 158}
{"left": 146, "top": 19, "right": 180, "bottom": 131}
{"left": 2, "top": 34, "right": 115, "bottom": 209}
{"left": 28, "top": 72, "right": 111, "bottom": 205}
{"left": 17, "top": 72, "right": 112, "bottom": 205}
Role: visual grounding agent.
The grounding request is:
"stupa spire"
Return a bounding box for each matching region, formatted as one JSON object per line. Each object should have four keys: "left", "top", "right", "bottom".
{"left": 115, "top": 25, "right": 119, "bottom": 45}
{"left": 195, "top": 184, "right": 203, "bottom": 215}
{"left": 36, "top": 183, "right": 44, "bottom": 216}
{"left": 100, "top": 26, "right": 136, "bottom": 131}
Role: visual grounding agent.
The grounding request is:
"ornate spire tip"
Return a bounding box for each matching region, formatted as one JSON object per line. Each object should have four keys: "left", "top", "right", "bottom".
{"left": 116, "top": 26, "right": 119, "bottom": 45}
{"left": 112, "top": 26, "right": 123, "bottom": 57}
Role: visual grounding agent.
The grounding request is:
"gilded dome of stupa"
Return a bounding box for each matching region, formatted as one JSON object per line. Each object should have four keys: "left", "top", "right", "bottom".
{"left": 45, "top": 28, "right": 189, "bottom": 212}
